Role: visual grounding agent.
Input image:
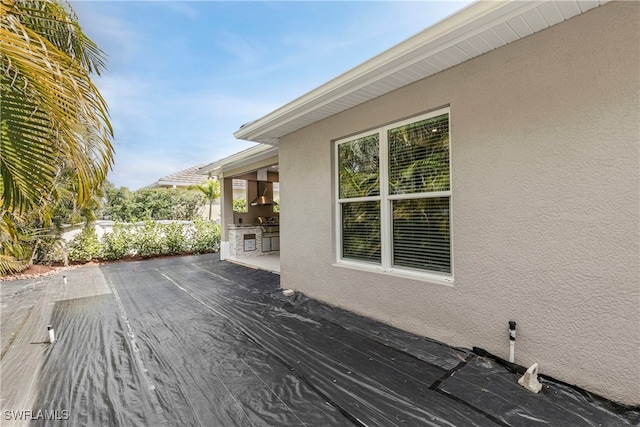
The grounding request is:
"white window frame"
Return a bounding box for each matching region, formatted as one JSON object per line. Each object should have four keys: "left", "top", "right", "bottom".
{"left": 334, "top": 107, "right": 453, "bottom": 285}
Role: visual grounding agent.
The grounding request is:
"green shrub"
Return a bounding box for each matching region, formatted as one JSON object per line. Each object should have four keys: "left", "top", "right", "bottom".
{"left": 132, "top": 221, "right": 163, "bottom": 257}
{"left": 102, "top": 223, "right": 132, "bottom": 260}
{"left": 233, "top": 198, "right": 247, "bottom": 213}
{"left": 164, "top": 222, "right": 188, "bottom": 254}
{"left": 190, "top": 219, "right": 221, "bottom": 254}
{"left": 65, "top": 220, "right": 221, "bottom": 262}
{"left": 67, "top": 226, "right": 103, "bottom": 262}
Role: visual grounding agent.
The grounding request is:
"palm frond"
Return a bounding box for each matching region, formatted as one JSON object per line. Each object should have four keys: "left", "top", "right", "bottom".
{"left": 0, "top": 254, "right": 26, "bottom": 275}
{"left": 0, "top": 0, "right": 114, "bottom": 213}
{"left": 14, "top": 0, "right": 107, "bottom": 74}
{"left": 0, "top": 212, "right": 29, "bottom": 275}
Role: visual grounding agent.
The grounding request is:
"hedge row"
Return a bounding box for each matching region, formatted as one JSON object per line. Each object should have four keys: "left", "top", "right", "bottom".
{"left": 67, "top": 220, "right": 221, "bottom": 262}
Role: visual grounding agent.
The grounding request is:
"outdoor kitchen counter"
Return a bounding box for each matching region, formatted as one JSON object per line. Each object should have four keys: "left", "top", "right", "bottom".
{"left": 228, "top": 224, "right": 279, "bottom": 257}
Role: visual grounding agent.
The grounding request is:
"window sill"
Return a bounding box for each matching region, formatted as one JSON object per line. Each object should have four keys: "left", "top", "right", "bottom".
{"left": 332, "top": 260, "right": 454, "bottom": 287}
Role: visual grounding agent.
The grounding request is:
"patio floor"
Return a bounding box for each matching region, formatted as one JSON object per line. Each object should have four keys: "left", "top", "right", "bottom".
{"left": 1, "top": 254, "right": 637, "bottom": 426}
{"left": 225, "top": 252, "right": 280, "bottom": 274}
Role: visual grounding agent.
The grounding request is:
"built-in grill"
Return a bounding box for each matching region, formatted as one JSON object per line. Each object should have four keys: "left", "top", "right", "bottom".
{"left": 260, "top": 224, "right": 279, "bottom": 252}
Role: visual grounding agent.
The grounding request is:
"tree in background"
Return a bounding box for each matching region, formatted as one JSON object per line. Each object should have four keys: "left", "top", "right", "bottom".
{"left": 189, "top": 179, "right": 220, "bottom": 221}
{"left": 133, "top": 188, "right": 204, "bottom": 221}
{"left": 102, "top": 183, "right": 135, "bottom": 222}
{"left": 0, "top": 0, "right": 113, "bottom": 274}
{"left": 103, "top": 186, "right": 205, "bottom": 222}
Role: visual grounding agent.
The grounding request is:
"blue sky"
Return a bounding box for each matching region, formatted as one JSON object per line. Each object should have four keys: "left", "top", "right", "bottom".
{"left": 72, "top": 1, "right": 472, "bottom": 190}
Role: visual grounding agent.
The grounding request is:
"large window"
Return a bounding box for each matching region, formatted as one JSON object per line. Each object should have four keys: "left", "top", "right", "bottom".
{"left": 232, "top": 179, "right": 248, "bottom": 212}
{"left": 336, "top": 108, "right": 451, "bottom": 279}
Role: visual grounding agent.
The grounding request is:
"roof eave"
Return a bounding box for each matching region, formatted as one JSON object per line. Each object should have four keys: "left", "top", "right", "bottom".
{"left": 142, "top": 180, "right": 203, "bottom": 189}
{"left": 199, "top": 144, "right": 279, "bottom": 176}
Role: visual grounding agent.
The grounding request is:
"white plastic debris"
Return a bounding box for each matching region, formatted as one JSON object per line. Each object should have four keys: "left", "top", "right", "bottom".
{"left": 518, "top": 363, "right": 542, "bottom": 393}
{"left": 48, "top": 325, "right": 56, "bottom": 344}
{"left": 282, "top": 289, "right": 295, "bottom": 297}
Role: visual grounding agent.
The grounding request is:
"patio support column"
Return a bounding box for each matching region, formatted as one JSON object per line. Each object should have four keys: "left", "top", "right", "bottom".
{"left": 220, "top": 176, "right": 234, "bottom": 260}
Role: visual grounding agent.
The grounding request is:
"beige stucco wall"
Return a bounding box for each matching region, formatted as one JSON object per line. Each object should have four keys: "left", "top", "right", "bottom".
{"left": 278, "top": 1, "right": 639, "bottom": 406}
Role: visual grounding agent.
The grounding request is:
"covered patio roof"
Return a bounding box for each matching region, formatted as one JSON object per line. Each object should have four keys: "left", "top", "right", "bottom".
{"left": 234, "top": 0, "right": 608, "bottom": 145}
{"left": 199, "top": 144, "right": 278, "bottom": 177}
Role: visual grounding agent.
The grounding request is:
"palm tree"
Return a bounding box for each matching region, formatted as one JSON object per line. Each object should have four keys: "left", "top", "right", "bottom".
{"left": 189, "top": 179, "right": 221, "bottom": 221}
{"left": 1, "top": 0, "right": 113, "bottom": 273}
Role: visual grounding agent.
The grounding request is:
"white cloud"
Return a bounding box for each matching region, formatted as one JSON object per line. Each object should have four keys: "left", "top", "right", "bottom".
{"left": 100, "top": 79, "right": 278, "bottom": 189}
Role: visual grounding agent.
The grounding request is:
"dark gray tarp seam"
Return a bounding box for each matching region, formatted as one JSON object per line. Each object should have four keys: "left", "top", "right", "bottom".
{"left": 0, "top": 305, "right": 33, "bottom": 360}
{"left": 427, "top": 354, "right": 512, "bottom": 427}
{"left": 429, "top": 353, "right": 474, "bottom": 391}
{"left": 472, "top": 346, "right": 640, "bottom": 419}
{"left": 433, "top": 388, "right": 511, "bottom": 427}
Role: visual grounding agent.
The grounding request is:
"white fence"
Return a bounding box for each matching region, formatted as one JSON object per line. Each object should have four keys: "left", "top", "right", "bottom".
{"left": 61, "top": 220, "right": 194, "bottom": 243}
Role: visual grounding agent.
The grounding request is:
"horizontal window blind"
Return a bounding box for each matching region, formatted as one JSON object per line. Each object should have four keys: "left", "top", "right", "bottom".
{"left": 336, "top": 108, "right": 451, "bottom": 277}
{"left": 341, "top": 201, "right": 381, "bottom": 263}
{"left": 388, "top": 113, "right": 449, "bottom": 195}
{"left": 392, "top": 197, "right": 450, "bottom": 273}
{"left": 338, "top": 134, "right": 380, "bottom": 198}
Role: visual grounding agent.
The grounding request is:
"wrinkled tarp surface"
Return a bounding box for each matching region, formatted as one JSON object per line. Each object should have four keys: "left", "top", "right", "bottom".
{"left": 1, "top": 255, "right": 638, "bottom": 426}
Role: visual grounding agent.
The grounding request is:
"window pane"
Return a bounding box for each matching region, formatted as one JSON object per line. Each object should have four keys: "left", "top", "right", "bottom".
{"left": 338, "top": 134, "right": 380, "bottom": 198}
{"left": 232, "top": 179, "right": 248, "bottom": 212}
{"left": 272, "top": 182, "right": 280, "bottom": 213}
{"left": 388, "top": 114, "right": 449, "bottom": 195}
{"left": 342, "top": 201, "right": 381, "bottom": 263}
{"left": 392, "top": 197, "right": 450, "bottom": 273}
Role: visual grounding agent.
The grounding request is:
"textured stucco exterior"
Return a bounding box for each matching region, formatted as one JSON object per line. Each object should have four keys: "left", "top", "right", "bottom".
{"left": 277, "top": 2, "right": 639, "bottom": 406}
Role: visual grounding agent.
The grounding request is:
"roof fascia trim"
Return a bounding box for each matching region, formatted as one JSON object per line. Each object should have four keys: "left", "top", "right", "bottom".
{"left": 199, "top": 144, "right": 278, "bottom": 176}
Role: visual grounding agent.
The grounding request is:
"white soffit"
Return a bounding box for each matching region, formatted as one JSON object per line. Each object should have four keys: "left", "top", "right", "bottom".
{"left": 234, "top": 0, "right": 608, "bottom": 145}
{"left": 199, "top": 144, "right": 278, "bottom": 176}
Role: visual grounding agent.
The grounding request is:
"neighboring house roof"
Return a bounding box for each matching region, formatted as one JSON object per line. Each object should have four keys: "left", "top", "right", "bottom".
{"left": 144, "top": 164, "right": 206, "bottom": 189}
{"left": 234, "top": 0, "right": 608, "bottom": 145}
{"left": 199, "top": 144, "right": 278, "bottom": 177}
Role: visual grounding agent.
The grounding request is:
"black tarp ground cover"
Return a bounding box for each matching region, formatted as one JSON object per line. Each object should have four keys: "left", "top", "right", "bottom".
{"left": 6, "top": 255, "right": 637, "bottom": 426}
